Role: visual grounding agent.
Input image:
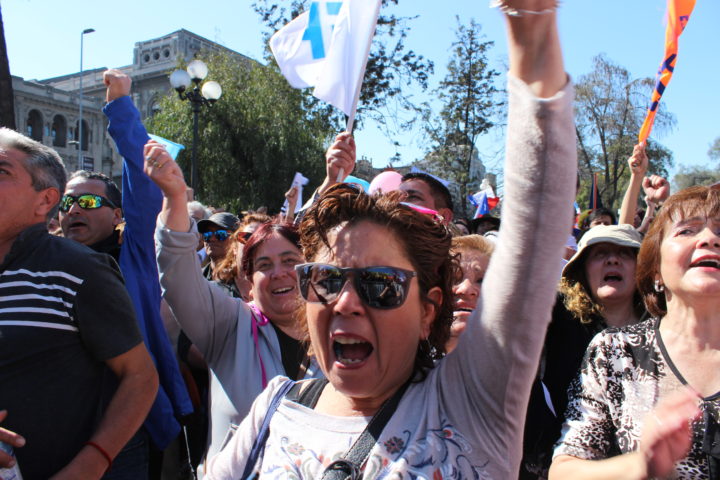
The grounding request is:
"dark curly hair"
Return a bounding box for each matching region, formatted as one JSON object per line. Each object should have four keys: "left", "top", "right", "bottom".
{"left": 637, "top": 184, "right": 720, "bottom": 317}
{"left": 298, "top": 183, "right": 457, "bottom": 378}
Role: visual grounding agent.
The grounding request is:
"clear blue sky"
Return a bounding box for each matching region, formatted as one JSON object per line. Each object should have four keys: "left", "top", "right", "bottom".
{"left": 3, "top": 0, "right": 718, "bottom": 177}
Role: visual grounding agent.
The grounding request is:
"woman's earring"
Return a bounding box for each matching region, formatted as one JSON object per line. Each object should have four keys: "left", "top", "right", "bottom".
{"left": 654, "top": 280, "right": 665, "bottom": 293}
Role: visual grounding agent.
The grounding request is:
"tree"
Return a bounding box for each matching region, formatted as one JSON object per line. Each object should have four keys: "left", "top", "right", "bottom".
{"left": 708, "top": 136, "right": 720, "bottom": 163}
{"left": 251, "top": 0, "right": 434, "bottom": 137}
{"left": 0, "top": 4, "right": 16, "bottom": 129}
{"left": 419, "top": 18, "right": 501, "bottom": 215}
{"left": 672, "top": 164, "right": 720, "bottom": 191}
{"left": 575, "top": 54, "right": 675, "bottom": 210}
{"left": 146, "top": 52, "right": 333, "bottom": 213}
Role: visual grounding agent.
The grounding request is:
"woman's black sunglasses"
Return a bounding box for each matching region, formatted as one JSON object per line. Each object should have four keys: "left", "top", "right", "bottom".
{"left": 59, "top": 194, "right": 117, "bottom": 213}
{"left": 295, "top": 263, "right": 416, "bottom": 310}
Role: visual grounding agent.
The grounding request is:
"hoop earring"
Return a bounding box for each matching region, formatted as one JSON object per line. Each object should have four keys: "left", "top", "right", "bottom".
{"left": 654, "top": 280, "right": 665, "bottom": 293}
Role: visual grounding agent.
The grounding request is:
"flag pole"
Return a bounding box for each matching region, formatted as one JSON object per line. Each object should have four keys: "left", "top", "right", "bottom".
{"left": 336, "top": 0, "right": 382, "bottom": 183}
{"left": 345, "top": 0, "right": 381, "bottom": 133}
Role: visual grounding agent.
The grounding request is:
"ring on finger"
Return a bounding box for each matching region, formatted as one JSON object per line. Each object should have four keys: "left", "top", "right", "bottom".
{"left": 145, "top": 155, "right": 153, "bottom": 163}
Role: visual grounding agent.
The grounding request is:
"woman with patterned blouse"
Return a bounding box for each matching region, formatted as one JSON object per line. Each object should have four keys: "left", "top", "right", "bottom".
{"left": 551, "top": 185, "right": 720, "bottom": 479}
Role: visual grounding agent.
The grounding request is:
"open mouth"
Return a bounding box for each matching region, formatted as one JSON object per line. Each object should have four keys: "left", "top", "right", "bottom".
{"left": 68, "top": 220, "right": 87, "bottom": 229}
{"left": 453, "top": 307, "right": 474, "bottom": 317}
{"left": 603, "top": 273, "right": 623, "bottom": 282}
{"left": 272, "top": 286, "right": 294, "bottom": 295}
{"left": 690, "top": 258, "right": 720, "bottom": 270}
{"left": 332, "top": 336, "right": 374, "bottom": 367}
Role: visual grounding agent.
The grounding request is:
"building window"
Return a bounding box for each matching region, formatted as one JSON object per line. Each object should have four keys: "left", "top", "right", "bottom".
{"left": 153, "top": 51, "right": 160, "bottom": 60}
{"left": 51, "top": 115, "right": 67, "bottom": 147}
{"left": 147, "top": 95, "right": 161, "bottom": 117}
{"left": 164, "top": 49, "right": 170, "bottom": 58}
{"left": 26, "top": 110, "right": 43, "bottom": 141}
{"left": 144, "top": 54, "right": 150, "bottom": 63}
{"left": 74, "top": 120, "right": 90, "bottom": 151}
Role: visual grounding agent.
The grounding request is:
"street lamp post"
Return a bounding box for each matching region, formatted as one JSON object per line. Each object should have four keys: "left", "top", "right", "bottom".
{"left": 169, "top": 59, "right": 222, "bottom": 191}
{"left": 78, "top": 27, "right": 95, "bottom": 169}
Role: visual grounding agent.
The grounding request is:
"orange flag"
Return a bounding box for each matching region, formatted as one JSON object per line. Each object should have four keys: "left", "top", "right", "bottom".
{"left": 638, "top": 0, "right": 696, "bottom": 143}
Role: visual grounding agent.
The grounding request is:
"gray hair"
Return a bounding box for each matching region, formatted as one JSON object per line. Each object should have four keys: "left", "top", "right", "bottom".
{"left": 187, "top": 200, "right": 211, "bottom": 220}
{"left": 0, "top": 128, "right": 67, "bottom": 221}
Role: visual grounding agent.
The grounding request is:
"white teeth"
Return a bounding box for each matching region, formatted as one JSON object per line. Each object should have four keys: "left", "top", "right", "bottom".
{"left": 272, "top": 287, "right": 292, "bottom": 294}
{"left": 338, "top": 357, "right": 363, "bottom": 365}
{"left": 335, "top": 337, "right": 366, "bottom": 345}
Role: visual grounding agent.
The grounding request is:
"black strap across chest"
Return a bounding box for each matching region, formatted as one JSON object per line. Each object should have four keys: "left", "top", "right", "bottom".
{"left": 287, "top": 378, "right": 410, "bottom": 480}
{"left": 287, "top": 377, "right": 328, "bottom": 407}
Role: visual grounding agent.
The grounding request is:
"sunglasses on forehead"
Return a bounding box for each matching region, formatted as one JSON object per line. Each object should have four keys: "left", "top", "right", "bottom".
{"left": 202, "top": 230, "right": 231, "bottom": 242}
{"left": 59, "top": 194, "right": 118, "bottom": 213}
{"left": 295, "top": 263, "right": 416, "bottom": 310}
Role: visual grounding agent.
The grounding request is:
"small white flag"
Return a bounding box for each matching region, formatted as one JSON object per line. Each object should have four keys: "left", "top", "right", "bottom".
{"left": 269, "top": 0, "right": 381, "bottom": 118}
{"left": 281, "top": 172, "right": 311, "bottom": 214}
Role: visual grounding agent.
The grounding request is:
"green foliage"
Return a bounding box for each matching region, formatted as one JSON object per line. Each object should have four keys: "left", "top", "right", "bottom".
{"left": 672, "top": 164, "right": 720, "bottom": 191}
{"left": 575, "top": 54, "right": 675, "bottom": 210}
{"left": 251, "top": 0, "right": 434, "bottom": 136}
{"left": 146, "top": 52, "right": 333, "bottom": 213}
{"left": 708, "top": 136, "right": 720, "bottom": 163}
{"left": 419, "top": 18, "right": 501, "bottom": 216}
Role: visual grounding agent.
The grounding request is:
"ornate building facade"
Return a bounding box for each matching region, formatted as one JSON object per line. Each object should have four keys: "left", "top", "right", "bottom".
{"left": 12, "top": 29, "right": 251, "bottom": 183}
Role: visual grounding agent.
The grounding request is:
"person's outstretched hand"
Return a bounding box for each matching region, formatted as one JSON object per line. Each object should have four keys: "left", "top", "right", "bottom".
{"left": 143, "top": 140, "right": 187, "bottom": 199}
{"left": 0, "top": 410, "right": 24, "bottom": 468}
{"left": 639, "top": 388, "right": 700, "bottom": 479}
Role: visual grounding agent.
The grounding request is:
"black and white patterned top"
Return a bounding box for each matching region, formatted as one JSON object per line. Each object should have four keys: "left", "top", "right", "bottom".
{"left": 554, "top": 318, "right": 720, "bottom": 479}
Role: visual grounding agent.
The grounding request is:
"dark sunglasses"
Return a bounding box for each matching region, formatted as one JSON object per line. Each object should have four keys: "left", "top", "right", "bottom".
{"left": 59, "top": 194, "right": 117, "bottom": 213}
{"left": 202, "top": 230, "right": 231, "bottom": 242}
{"left": 295, "top": 263, "right": 416, "bottom": 310}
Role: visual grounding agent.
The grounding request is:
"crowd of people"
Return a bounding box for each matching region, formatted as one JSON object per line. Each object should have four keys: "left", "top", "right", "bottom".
{"left": 1, "top": 1, "right": 719, "bottom": 479}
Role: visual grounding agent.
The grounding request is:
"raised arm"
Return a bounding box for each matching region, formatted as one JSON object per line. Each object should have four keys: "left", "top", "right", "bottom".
{"left": 102, "top": 69, "right": 160, "bottom": 234}
{"left": 315, "top": 132, "right": 356, "bottom": 196}
{"left": 619, "top": 143, "right": 648, "bottom": 225}
{"left": 506, "top": 0, "right": 566, "bottom": 98}
{"left": 283, "top": 186, "right": 299, "bottom": 224}
{"left": 145, "top": 142, "right": 244, "bottom": 361}
{"left": 440, "top": 1, "right": 577, "bottom": 476}
{"left": 295, "top": 133, "right": 356, "bottom": 220}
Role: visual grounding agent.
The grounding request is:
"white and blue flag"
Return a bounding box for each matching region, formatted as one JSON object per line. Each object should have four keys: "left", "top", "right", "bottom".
{"left": 269, "top": 0, "right": 381, "bottom": 119}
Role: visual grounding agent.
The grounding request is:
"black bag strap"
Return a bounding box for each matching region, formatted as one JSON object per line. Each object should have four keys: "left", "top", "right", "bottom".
{"left": 241, "top": 379, "right": 296, "bottom": 480}
{"left": 242, "top": 378, "right": 410, "bottom": 480}
{"left": 287, "top": 377, "right": 329, "bottom": 407}
{"left": 321, "top": 380, "right": 411, "bottom": 480}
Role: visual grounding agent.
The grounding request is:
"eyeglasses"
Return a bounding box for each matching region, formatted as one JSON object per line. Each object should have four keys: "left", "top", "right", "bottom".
{"left": 295, "top": 263, "right": 416, "bottom": 310}
{"left": 59, "top": 194, "right": 118, "bottom": 213}
{"left": 202, "top": 230, "right": 231, "bottom": 242}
